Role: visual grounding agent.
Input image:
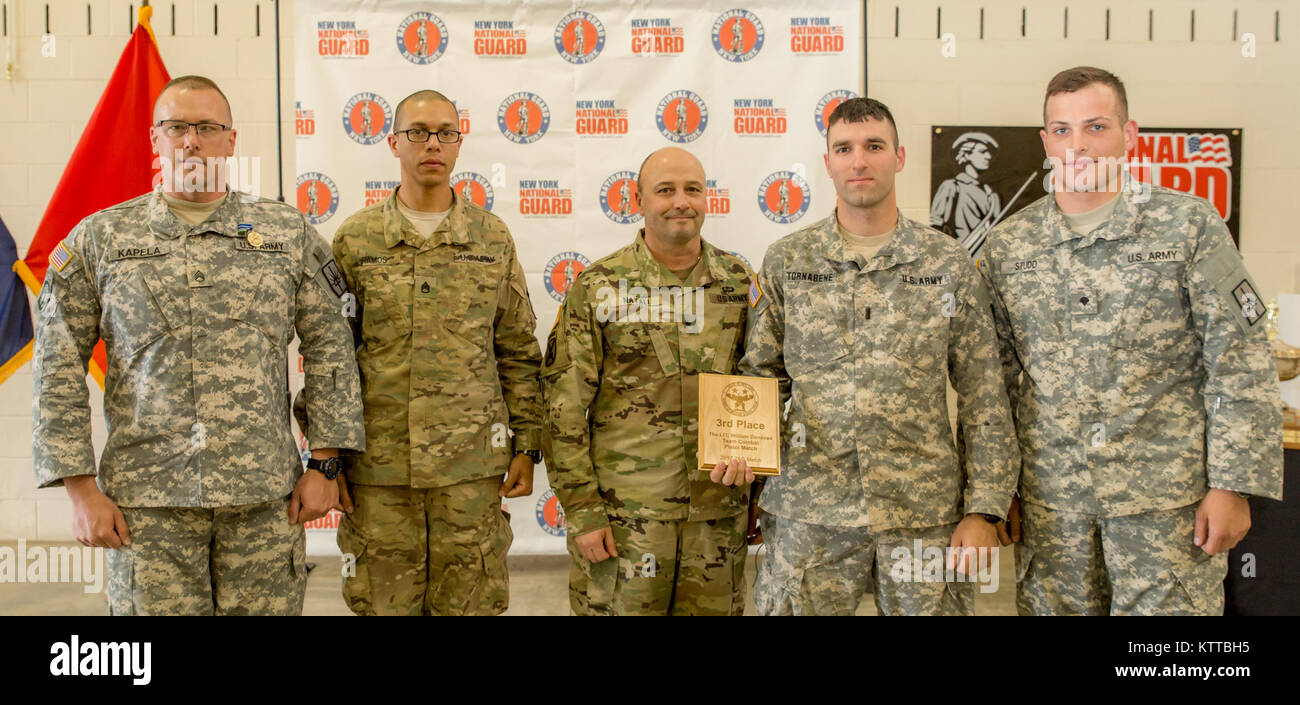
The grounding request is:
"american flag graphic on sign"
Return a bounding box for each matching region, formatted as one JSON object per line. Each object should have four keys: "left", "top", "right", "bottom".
{"left": 1186, "top": 133, "right": 1232, "bottom": 165}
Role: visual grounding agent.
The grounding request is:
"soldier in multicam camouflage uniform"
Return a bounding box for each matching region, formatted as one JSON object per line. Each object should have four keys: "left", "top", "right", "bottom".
{"left": 324, "top": 90, "right": 543, "bottom": 616}
{"left": 739, "top": 98, "right": 1018, "bottom": 616}
{"left": 543, "top": 147, "right": 754, "bottom": 616}
{"left": 31, "top": 76, "right": 364, "bottom": 616}
{"left": 980, "top": 67, "right": 1283, "bottom": 615}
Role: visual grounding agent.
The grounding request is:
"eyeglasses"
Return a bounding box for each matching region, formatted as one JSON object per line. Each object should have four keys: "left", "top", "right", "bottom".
{"left": 155, "top": 120, "right": 231, "bottom": 139}
{"left": 395, "top": 128, "right": 462, "bottom": 144}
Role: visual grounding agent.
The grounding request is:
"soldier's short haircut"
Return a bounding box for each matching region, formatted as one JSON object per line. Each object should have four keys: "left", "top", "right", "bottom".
{"left": 1043, "top": 66, "right": 1129, "bottom": 125}
{"left": 394, "top": 90, "right": 458, "bottom": 129}
{"left": 825, "top": 97, "right": 900, "bottom": 149}
{"left": 154, "top": 75, "right": 232, "bottom": 124}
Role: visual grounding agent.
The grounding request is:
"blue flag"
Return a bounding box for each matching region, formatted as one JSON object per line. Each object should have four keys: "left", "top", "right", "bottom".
{"left": 0, "top": 215, "right": 34, "bottom": 385}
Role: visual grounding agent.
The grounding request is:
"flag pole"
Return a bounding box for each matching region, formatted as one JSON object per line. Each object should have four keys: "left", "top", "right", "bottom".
{"left": 274, "top": 0, "right": 285, "bottom": 202}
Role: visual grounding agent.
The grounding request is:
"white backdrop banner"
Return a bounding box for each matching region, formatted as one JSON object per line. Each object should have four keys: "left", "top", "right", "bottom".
{"left": 293, "top": 0, "right": 862, "bottom": 555}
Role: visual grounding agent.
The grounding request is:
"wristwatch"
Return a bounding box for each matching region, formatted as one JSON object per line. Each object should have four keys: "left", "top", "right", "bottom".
{"left": 306, "top": 456, "right": 343, "bottom": 480}
{"left": 975, "top": 513, "right": 1002, "bottom": 524}
{"left": 518, "top": 450, "right": 543, "bottom": 464}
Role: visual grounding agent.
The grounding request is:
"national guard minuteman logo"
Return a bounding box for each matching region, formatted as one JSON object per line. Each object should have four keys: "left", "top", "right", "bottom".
{"left": 342, "top": 92, "right": 393, "bottom": 146}
{"left": 599, "top": 171, "right": 641, "bottom": 224}
{"left": 544, "top": 251, "right": 591, "bottom": 302}
{"left": 757, "top": 171, "right": 810, "bottom": 224}
{"left": 554, "top": 10, "right": 606, "bottom": 64}
{"left": 396, "top": 12, "right": 449, "bottom": 64}
{"left": 450, "top": 171, "right": 495, "bottom": 211}
{"left": 296, "top": 172, "right": 339, "bottom": 225}
{"left": 722, "top": 381, "right": 759, "bottom": 417}
{"left": 656, "top": 90, "right": 708, "bottom": 143}
{"left": 498, "top": 92, "right": 551, "bottom": 144}
{"left": 712, "top": 9, "right": 765, "bottom": 62}
{"left": 815, "top": 89, "right": 858, "bottom": 137}
{"left": 536, "top": 489, "right": 566, "bottom": 537}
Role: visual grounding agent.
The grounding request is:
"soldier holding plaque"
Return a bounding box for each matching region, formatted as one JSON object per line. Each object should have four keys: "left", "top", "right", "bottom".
{"left": 542, "top": 147, "right": 755, "bottom": 615}
{"left": 738, "top": 98, "right": 1018, "bottom": 615}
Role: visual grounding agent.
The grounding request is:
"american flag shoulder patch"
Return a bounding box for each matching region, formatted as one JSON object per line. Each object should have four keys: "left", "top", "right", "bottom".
{"left": 49, "top": 241, "right": 74, "bottom": 272}
{"left": 748, "top": 278, "right": 764, "bottom": 307}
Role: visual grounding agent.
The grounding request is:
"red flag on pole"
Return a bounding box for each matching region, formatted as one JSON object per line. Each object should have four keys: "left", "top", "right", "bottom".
{"left": 14, "top": 4, "right": 170, "bottom": 386}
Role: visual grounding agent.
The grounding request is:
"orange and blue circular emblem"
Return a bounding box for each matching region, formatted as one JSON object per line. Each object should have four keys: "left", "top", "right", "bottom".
{"left": 342, "top": 92, "right": 392, "bottom": 146}
{"left": 656, "top": 90, "right": 708, "bottom": 143}
{"left": 815, "top": 89, "right": 858, "bottom": 137}
{"left": 554, "top": 10, "right": 605, "bottom": 64}
{"left": 396, "top": 12, "right": 448, "bottom": 64}
{"left": 450, "top": 171, "right": 495, "bottom": 211}
{"left": 599, "top": 171, "right": 641, "bottom": 224}
{"left": 544, "top": 251, "right": 591, "bottom": 302}
{"left": 712, "top": 9, "right": 764, "bottom": 62}
{"left": 757, "top": 171, "right": 810, "bottom": 224}
{"left": 497, "top": 92, "right": 551, "bottom": 144}
{"left": 535, "top": 489, "right": 566, "bottom": 537}
{"left": 296, "top": 172, "right": 339, "bottom": 225}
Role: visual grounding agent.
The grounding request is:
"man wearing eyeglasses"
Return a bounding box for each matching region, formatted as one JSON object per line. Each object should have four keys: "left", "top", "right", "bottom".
{"left": 323, "top": 89, "right": 543, "bottom": 615}
{"left": 32, "top": 75, "right": 365, "bottom": 615}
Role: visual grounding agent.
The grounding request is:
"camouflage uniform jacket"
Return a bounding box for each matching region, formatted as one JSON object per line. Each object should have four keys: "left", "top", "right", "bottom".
{"left": 333, "top": 189, "right": 543, "bottom": 487}
{"left": 978, "top": 185, "right": 1283, "bottom": 516}
{"left": 32, "top": 190, "right": 365, "bottom": 508}
{"left": 740, "top": 210, "right": 1018, "bottom": 531}
{"left": 542, "top": 231, "right": 753, "bottom": 536}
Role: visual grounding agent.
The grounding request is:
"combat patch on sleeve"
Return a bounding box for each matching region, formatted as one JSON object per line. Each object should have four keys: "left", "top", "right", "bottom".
{"left": 1231, "top": 278, "right": 1265, "bottom": 326}
{"left": 320, "top": 259, "right": 348, "bottom": 298}
{"left": 541, "top": 309, "right": 572, "bottom": 375}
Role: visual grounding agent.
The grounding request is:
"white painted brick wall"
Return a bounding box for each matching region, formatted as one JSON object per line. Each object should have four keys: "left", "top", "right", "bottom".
{"left": 0, "top": 0, "right": 1295, "bottom": 540}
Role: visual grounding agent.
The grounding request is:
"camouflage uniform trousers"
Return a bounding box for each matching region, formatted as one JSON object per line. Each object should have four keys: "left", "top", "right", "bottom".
{"left": 105, "top": 496, "right": 306, "bottom": 616}
{"left": 753, "top": 512, "right": 976, "bottom": 616}
{"left": 336, "top": 474, "right": 513, "bottom": 616}
{"left": 568, "top": 514, "right": 747, "bottom": 616}
{"left": 1016, "top": 501, "right": 1227, "bottom": 616}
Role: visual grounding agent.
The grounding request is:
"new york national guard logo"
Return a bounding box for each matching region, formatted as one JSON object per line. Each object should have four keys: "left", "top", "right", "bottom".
{"left": 396, "top": 12, "right": 448, "bottom": 64}
{"left": 599, "top": 171, "right": 641, "bottom": 224}
{"left": 342, "top": 92, "right": 393, "bottom": 145}
{"left": 450, "top": 171, "right": 495, "bottom": 211}
{"left": 722, "top": 381, "right": 759, "bottom": 417}
{"left": 544, "top": 251, "right": 590, "bottom": 302}
{"left": 757, "top": 171, "right": 810, "bottom": 224}
{"left": 656, "top": 90, "right": 708, "bottom": 143}
{"left": 815, "top": 89, "right": 858, "bottom": 137}
{"left": 712, "top": 9, "right": 764, "bottom": 62}
{"left": 554, "top": 10, "right": 606, "bottom": 64}
{"left": 536, "top": 489, "right": 566, "bottom": 537}
{"left": 498, "top": 92, "right": 551, "bottom": 144}
{"left": 296, "top": 172, "right": 339, "bottom": 225}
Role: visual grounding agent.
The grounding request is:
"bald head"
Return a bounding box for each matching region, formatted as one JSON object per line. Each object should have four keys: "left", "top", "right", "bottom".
{"left": 153, "top": 75, "right": 232, "bottom": 125}
{"left": 395, "top": 89, "right": 457, "bottom": 130}
{"left": 636, "top": 147, "right": 706, "bottom": 195}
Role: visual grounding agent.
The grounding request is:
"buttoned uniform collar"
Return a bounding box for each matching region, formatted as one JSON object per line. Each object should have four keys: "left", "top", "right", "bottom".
{"left": 631, "top": 229, "right": 730, "bottom": 289}
{"left": 1040, "top": 174, "right": 1142, "bottom": 250}
{"left": 816, "top": 207, "right": 922, "bottom": 273}
{"left": 146, "top": 189, "right": 247, "bottom": 239}
{"left": 380, "top": 185, "right": 472, "bottom": 250}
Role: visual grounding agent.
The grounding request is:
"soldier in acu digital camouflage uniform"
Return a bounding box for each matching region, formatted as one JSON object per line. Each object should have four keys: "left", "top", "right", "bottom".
{"left": 32, "top": 76, "right": 364, "bottom": 616}
{"left": 739, "top": 98, "right": 1018, "bottom": 616}
{"left": 979, "top": 67, "right": 1283, "bottom": 615}
{"left": 324, "top": 90, "right": 543, "bottom": 616}
{"left": 543, "top": 147, "right": 754, "bottom": 615}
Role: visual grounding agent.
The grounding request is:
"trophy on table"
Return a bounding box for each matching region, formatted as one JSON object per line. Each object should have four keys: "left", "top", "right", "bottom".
{"left": 1265, "top": 298, "right": 1300, "bottom": 433}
